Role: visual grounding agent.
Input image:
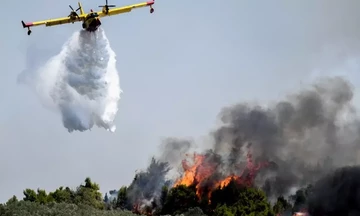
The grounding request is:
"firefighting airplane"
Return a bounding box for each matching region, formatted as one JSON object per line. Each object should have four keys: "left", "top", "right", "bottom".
{"left": 21, "top": 0, "right": 155, "bottom": 35}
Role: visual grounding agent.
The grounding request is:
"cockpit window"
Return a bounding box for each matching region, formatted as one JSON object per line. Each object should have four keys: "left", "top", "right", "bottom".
{"left": 86, "top": 12, "right": 99, "bottom": 19}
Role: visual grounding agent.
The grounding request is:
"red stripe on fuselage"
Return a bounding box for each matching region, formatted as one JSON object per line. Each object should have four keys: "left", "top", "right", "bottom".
{"left": 25, "top": 22, "right": 33, "bottom": 27}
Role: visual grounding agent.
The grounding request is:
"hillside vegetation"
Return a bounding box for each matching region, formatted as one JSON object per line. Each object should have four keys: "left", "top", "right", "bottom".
{"left": 0, "top": 177, "right": 311, "bottom": 216}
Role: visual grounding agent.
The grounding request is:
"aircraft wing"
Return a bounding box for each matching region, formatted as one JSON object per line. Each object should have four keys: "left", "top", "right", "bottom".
{"left": 22, "top": 16, "right": 84, "bottom": 29}
{"left": 97, "top": 0, "right": 154, "bottom": 17}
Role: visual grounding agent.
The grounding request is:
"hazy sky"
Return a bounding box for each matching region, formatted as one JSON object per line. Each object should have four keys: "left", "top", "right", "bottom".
{"left": 0, "top": 0, "right": 360, "bottom": 202}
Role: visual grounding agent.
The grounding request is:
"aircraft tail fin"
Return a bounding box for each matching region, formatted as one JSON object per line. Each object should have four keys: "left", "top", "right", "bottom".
{"left": 78, "top": 2, "right": 85, "bottom": 15}
{"left": 21, "top": 20, "right": 33, "bottom": 28}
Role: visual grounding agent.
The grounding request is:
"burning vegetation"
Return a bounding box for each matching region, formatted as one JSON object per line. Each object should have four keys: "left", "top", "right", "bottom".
{"left": 4, "top": 76, "right": 360, "bottom": 216}
{"left": 173, "top": 146, "right": 269, "bottom": 200}
{"left": 111, "top": 76, "right": 360, "bottom": 216}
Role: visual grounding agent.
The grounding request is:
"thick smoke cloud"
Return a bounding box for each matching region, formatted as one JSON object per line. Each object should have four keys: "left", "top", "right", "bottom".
{"left": 126, "top": 158, "right": 171, "bottom": 211}
{"left": 158, "top": 137, "right": 194, "bottom": 166}
{"left": 211, "top": 76, "right": 359, "bottom": 199}
{"left": 18, "top": 28, "right": 121, "bottom": 132}
{"left": 111, "top": 76, "right": 360, "bottom": 209}
{"left": 157, "top": 137, "right": 195, "bottom": 179}
{"left": 124, "top": 139, "right": 194, "bottom": 209}
{"left": 307, "top": 165, "right": 360, "bottom": 216}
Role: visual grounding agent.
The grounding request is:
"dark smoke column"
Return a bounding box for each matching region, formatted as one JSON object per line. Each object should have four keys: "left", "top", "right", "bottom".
{"left": 211, "top": 76, "right": 359, "bottom": 200}
{"left": 307, "top": 165, "right": 360, "bottom": 216}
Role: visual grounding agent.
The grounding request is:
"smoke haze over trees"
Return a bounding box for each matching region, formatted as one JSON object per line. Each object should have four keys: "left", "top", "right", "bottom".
{"left": 144, "top": 76, "right": 360, "bottom": 202}
{"left": 3, "top": 76, "right": 360, "bottom": 215}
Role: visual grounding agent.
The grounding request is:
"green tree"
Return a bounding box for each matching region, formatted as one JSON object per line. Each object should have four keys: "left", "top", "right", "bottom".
{"left": 48, "top": 186, "right": 74, "bottom": 203}
{"left": 0, "top": 201, "right": 140, "bottom": 216}
{"left": 152, "top": 185, "right": 169, "bottom": 215}
{"left": 234, "top": 187, "right": 274, "bottom": 216}
{"left": 184, "top": 207, "right": 207, "bottom": 216}
{"left": 107, "top": 190, "right": 118, "bottom": 210}
{"left": 159, "top": 185, "right": 168, "bottom": 208}
{"left": 73, "top": 177, "right": 104, "bottom": 210}
{"left": 210, "top": 179, "right": 243, "bottom": 209}
{"left": 213, "top": 204, "right": 235, "bottom": 216}
{"left": 23, "top": 188, "right": 37, "bottom": 202}
{"left": 0, "top": 204, "right": 5, "bottom": 215}
{"left": 290, "top": 185, "right": 312, "bottom": 212}
{"left": 210, "top": 179, "right": 274, "bottom": 216}
{"left": 116, "top": 186, "right": 128, "bottom": 210}
{"left": 161, "top": 184, "right": 199, "bottom": 215}
{"left": 36, "top": 188, "right": 53, "bottom": 204}
{"left": 273, "top": 196, "right": 291, "bottom": 214}
{"left": 104, "top": 193, "right": 109, "bottom": 203}
{"left": 6, "top": 195, "right": 18, "bottom": 205}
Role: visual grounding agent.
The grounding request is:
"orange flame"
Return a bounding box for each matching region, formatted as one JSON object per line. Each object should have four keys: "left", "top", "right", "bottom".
{"left": 174, "top": 153, "right": 216, "bottom": 197}
{"left": 173, "top": 149, "right": 269, "bottom": 199}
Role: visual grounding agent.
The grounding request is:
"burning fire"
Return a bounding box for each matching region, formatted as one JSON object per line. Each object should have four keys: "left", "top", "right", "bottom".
{"left": 132, "top": 147, "right": 270, "bottom": 214}
{"left": 173, "top": 149, "right": 269, "bottom": 199}
{"left": 293, "top": 212, "right": 309, "bottom": 216}
{"left": 292, "top": 208, "right": 309, "bottom": 216}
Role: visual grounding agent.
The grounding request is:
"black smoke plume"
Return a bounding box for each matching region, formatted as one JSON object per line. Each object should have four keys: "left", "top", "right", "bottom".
{"left": 116, "top": 76, "right": 360, "bottom": 208}
{"left": 210, "top": 76, "right": 359, "bottom": 200}
{"left": 126, "top": 157, "right": 171, "bottom": 210}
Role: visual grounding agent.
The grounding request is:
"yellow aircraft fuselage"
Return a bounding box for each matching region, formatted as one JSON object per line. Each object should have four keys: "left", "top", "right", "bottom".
{"left": 81, "top": 11, "right": 102, "bottom": 32}
{"left": 21, "top": 0, "right": 155, "bottom": 35}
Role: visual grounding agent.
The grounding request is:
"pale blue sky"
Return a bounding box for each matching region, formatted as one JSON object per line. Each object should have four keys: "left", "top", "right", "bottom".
{"left": 0, "top": 0, "right": 360, "bottom": 202}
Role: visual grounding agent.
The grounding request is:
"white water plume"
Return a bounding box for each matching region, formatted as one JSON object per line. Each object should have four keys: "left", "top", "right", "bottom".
{"left": 19, "top": 28, "right": 122, "bottom": 132}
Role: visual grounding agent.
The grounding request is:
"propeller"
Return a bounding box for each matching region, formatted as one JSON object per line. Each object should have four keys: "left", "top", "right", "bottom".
{"left": 99, "top": 0, "right": 116, "bottom": 13}
{"left": 68, "top": 5, "right": 81, "bottom": 18}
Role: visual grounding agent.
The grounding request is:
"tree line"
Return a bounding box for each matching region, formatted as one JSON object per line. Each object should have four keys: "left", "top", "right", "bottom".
{"left": 0, "top": 176, "right": 312, "bottom": 216}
